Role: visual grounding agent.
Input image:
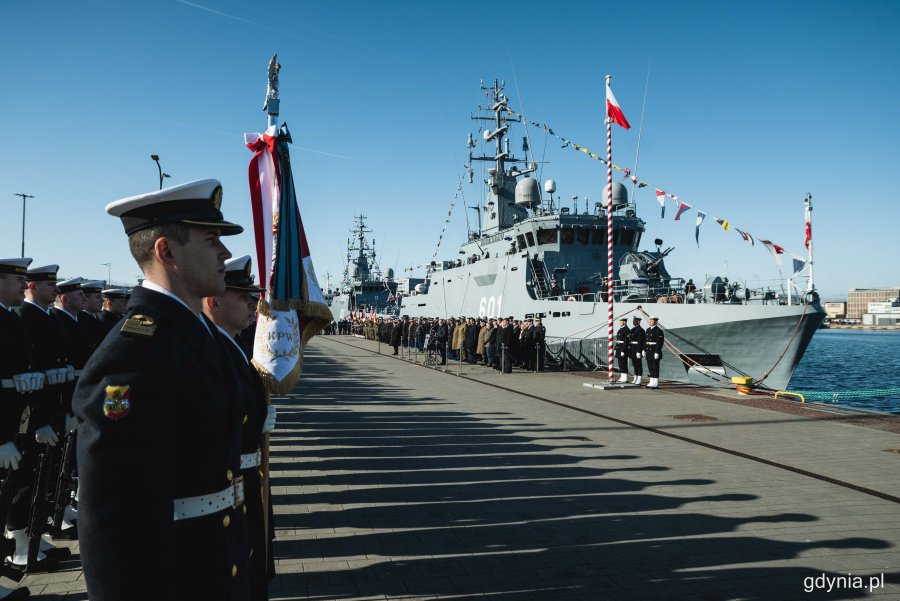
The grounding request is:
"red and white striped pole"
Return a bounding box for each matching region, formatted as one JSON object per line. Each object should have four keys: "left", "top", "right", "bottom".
{"left": 605, "top": 74, "right": 615, "bottom": 384}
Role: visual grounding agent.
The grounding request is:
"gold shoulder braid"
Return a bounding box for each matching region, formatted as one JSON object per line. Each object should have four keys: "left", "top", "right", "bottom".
{"left": 120, "top": 314, "right": 157, "bottom": 337}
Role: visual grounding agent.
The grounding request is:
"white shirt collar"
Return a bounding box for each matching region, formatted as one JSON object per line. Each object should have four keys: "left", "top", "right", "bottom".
{"left": 214, "top": 324, "right": 249, "bottom": 364}
{"left": 141, "top": 280, "right": 211, "bottom": 335}
{"left": 0, "top": 301, "right": 9, "bottom": 312}
{"left": 23, "top": 298, "right": 52, "bottom": 315}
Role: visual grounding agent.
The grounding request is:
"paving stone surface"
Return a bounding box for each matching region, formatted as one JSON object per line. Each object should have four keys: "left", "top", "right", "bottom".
{"left": 16, "top": 335, "right": 900, "bottom": 600}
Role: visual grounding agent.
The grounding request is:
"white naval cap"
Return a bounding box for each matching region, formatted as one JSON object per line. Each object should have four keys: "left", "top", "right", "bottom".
{"left": 0, "top": 258, "right": 32, "bottom": 275}
{"left": 106, "top": 179, "right": 243, "bottom": 236}
{"left": 58, "top": 277, "right": 86, "bottom": 294}
{"left": 649, "top": 316, "right": 660, "bottom": 320}
{"left": 224, "top": 255, "right": 262, "bottom": 292}
{"left": 26, "top": 264, "right": 60, "bottom": 282}
{"left": 101, "top": 288, "right": 131, "bottom": 300}
{"left": 79, "top": 280, "right": 105, "bottom": 293}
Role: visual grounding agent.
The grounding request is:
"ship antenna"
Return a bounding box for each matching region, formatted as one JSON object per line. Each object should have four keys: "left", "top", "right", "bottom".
{"left": 630, "top": 61, "right": 652, "bottom": 211}
{"left": 508, "top": 52, "right": 532, "bottom": 165}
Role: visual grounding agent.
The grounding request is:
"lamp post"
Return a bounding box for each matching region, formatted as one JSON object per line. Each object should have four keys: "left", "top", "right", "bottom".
{"left": 101, "top": 262, "right": 111, "bottom": 285}
{"left": 13, "top": 193, "right": 35, "bottom": 258}
{"left": 150, "top": 154, "right": 171, "bottom": 190}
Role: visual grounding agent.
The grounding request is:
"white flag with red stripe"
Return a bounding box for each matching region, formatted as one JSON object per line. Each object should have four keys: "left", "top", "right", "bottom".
{"left": 606, "top": 80, "right": 631, "bottom": 130}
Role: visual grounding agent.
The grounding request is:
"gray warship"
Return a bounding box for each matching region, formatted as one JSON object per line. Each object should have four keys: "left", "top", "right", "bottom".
{"left": 329, "top": 215, "right": 402, "bottom": 321}
{"left": 394, "top": 79, "right": 824, "bottom": 390}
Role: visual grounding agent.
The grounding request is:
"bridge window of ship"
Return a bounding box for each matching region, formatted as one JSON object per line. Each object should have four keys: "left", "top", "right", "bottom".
{"left": 537, "top": 228, "right": 557, "bottom": 245}
{"left": 560, "top": 229, "right": 574, "bottom": 244}
{"left": 620, "top": 229, "right": 635, "bottom": 246}
{"left": 516, "top": 234, "right": 527, "bottom": 250}
{"left": 525, "top": 232, "right": 535, "bottom": 247}
{"left": 591, "top": 229, "right": 605, "bottom": 245}
{"left": 576, "top": 229, "right": 590, "bottom": 245}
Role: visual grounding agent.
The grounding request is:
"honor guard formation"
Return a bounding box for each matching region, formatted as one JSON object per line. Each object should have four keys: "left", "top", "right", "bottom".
{"left": 0, "top": 179, "right": 276, "bottom": 600}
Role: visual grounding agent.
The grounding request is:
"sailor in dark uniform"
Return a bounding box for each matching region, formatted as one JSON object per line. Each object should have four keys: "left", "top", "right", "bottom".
{"left": 72, "top": 179, "right": 251, "bottom": 601}
{"left": 97, "top": 288, "right": 130, "bottom": 337}
{"left": 644, "top": 316, "right": 665, "bottom": 389}
{"left": 10, "top": 264, "right": 72, "bottom": 573}
{"left": 78, "top": 280, "right": 107, "bottom": 350}
{"left": 0, "top": 258, "right": 36, "bottom": 600}
{"left": 614, "top": 317, "right": 630, "bottom": 382}
{"left": 203, "top": 256, "right": 276, "bottom": 601}
{"left": 629, "top": 316, "right": 645, "bottom": 385}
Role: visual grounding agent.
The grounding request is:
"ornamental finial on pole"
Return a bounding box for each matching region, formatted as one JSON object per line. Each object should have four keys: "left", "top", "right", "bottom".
{"left": 263, "top": 53, "right": 281, "bottom": 116}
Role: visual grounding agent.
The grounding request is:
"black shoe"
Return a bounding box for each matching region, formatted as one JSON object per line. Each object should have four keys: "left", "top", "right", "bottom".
{"left": 4, "top": 555, "right": 59, "bottom": 574}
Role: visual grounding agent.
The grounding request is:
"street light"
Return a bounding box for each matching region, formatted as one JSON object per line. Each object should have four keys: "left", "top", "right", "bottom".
{"left": 13, "top": 193, "right": 35, "bottom": 258}
{"left": 150, "top": 154, "right": 171, "bottom": 190}
{"left": 101, "top": 262, "right": 111, "bottom": 285}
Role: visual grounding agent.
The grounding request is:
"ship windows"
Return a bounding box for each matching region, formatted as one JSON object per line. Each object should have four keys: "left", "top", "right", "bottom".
{"left": 516, "top": 234, "right": 527, "bottom": 250}
{"left": 592, "top": 229, "right": 606, "bottom": 245}
{"left": 576, "top": 228, "right": 590, "bottom": 245}
{"left": 525, "top": 232, "right": 535, "bottom": 247}
{"left": 537, "top": 228, "right": 557, "bottom": 245}
{"left": 620, "top": 229, "right": 635, "bottom": 245}
{"left": 560, "top": 229, "right": 574, "bottom": 244}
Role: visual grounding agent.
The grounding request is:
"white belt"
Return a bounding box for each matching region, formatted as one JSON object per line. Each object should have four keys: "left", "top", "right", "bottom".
{"left": 173, "top": 478, "right": 244, "bottom": 521}
{"left": 240, "top": 451, "right": 261, "bottom": 470}
{"left": 0, "top": 379, "right": 14, "bottom": 389}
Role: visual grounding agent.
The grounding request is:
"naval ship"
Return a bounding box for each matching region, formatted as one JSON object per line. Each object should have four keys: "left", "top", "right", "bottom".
{"left": 329, "top": 215, "right": 401, "bottom": 321}
{"left": 394, "top": 79, "right": 824, "bottom": 390}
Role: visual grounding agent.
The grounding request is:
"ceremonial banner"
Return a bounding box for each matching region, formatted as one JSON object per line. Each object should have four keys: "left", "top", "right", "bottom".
{"left": 246, "top": 123, "right": 332, "bottom": 393}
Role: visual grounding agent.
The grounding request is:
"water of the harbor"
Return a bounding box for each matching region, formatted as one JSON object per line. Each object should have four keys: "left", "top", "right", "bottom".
{"left": 788, "top": 329, "right": 900, "bottom": 415}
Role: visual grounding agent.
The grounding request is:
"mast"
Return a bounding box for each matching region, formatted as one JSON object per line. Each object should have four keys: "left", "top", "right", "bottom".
{"left": 805, "top": 193, "right": 814, "bottom": 293}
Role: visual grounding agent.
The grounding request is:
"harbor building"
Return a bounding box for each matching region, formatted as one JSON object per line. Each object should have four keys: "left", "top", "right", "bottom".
{"left": 847, "top": 287, "right": 900, "bottom": 319}
{"left": 862, "top": 299, "right": 900, "bottom": 326}
{"left": 823, "top": 302, "right": 846, "bottom": 319}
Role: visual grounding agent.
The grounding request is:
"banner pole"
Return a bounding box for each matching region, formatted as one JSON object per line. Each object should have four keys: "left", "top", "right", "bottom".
{"left": 605, "top": 74, "right": 615, "bottom": 385}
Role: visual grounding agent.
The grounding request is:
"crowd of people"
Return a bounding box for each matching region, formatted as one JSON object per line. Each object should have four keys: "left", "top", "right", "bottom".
{"left": 0, "top": 179, "right": 276, "bottom": 600}
{"left": 338, "top": 315, "right": 548, "bottom": 372}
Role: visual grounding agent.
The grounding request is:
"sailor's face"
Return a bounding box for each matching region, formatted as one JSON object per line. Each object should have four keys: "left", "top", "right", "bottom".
{"left": 106, "top": 298, "right": 128, "bottom": 314}
{"left": 61, "top": 290, "right": 86, "bottom": 312}
{"left": 84, "top": 291, "right": 102, "bottom": 312}
{"left": 0, "top": 274, "right": 27, "bottom": 306}
{"left": 219, "top": 288, "right": 255, "bottom": 331}
{"left": 29, "top": 280, "right": 59, "bottom": 306}
{"left": 175, "top": 227, "right": 231, "bottom": 298}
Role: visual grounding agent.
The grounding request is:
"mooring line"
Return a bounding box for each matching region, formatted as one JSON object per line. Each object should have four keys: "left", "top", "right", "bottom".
{"left": 320, "top": 337, "right": 900, "bottom": 505}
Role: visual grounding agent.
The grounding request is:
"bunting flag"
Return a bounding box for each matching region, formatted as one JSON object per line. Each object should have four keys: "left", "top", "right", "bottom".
{"left": 695, "top": 211, "right": 707, "bottom": 246}
{"left": 674, "top": 202, "right": 692, "bottom": 221}
{"left": 759, "top": 239, "right": 785, "bottom": 266}
{"left": 655, "top": 189, "right": 666, "bottom": 218}
{"left": 246, "top": 123, "right": 333, "bottom": 393}
{"left": 714, "top": 217, "right": 730, "bottom": 231}
{"left": 735, "top": 228, "right": 755, "bottom": 246}
{"left": 606, "top": 79, "right": 631, "bottom": 129}
{"left": 791, "top": 254, "right": 807, "bottom": 274}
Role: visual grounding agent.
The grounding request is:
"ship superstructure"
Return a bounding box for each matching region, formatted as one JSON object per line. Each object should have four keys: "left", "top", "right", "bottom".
{"left": 329, "top": 215, "right": 399, "bottom": 320}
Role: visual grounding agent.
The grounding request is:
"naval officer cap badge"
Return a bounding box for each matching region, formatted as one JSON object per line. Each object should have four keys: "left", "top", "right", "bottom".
{"left": 104, "top": 385, "right": 132, "bottom": 420}
{"left": 105, "top": 179, "right": 243, "bottom": 236}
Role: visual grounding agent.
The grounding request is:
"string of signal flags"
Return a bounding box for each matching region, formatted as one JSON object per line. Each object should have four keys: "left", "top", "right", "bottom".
{"left": 489, "top": 104, "right": 809, "bottom": 270}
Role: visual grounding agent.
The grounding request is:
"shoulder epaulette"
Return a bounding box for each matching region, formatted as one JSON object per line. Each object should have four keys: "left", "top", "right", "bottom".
{"left": 120, "top": 314, "right": 157, "bottom": 337}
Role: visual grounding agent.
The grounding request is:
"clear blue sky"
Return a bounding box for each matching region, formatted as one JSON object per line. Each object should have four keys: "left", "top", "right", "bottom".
{"left": 2, "top": 0, "right": 898, "bottom": 300}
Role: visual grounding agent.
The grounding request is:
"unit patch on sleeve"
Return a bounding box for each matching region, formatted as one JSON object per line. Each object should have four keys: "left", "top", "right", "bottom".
{"left": 103, "top": 385, "right": 132, "bottom": 420}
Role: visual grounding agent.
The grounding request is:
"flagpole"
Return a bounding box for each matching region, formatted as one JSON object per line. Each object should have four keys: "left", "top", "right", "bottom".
{"left": 605, "top": 74, "right": 615, "bottom": 385}
{"left": 805, "top": 193, "right": 814, "bottom": 293}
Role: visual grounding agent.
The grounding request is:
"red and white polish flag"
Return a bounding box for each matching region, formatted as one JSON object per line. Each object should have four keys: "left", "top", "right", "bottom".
{"left": 606, "top": 80, "right": 631, "bottom": 130}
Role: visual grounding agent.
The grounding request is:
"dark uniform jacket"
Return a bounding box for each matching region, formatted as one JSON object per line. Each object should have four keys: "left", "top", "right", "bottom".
{"left": 98, "top": 309, "right": 123, "bottom": 338}
{"left": 80, "top": 310, "right": 108, "bottom": 350}
{"left": 644, "top": 325, "right": 665, "bottom": 356}
{"left": 73, "top": 286, "right": 250, "bottom": 601}
{"left": 17, "top": 301, "right": 69, "bottom": 430}
{"left": 221, "top": 333, "right": 271, "bottom": 601}
{"left": 53, "top": 308, "right": 96, "bottom": 415}
{"left": 0, "top": 307, "right": 31, "bottom": 444}
{"left": 615, "top": 325, "right": 630, "bottom": 357}
{"left": 629, "top": 325, "right": 646, "bottom": 357}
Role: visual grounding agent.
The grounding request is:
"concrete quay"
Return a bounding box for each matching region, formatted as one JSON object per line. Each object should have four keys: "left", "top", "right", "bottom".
{"left": 17, "top": 334, "right": 900, "bottom": 600}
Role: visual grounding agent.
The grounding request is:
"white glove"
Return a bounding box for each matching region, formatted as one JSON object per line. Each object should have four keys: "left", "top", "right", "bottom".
{"left": 636, "top": 352, "right": 642, "bottom": 358}
{"left": 654, "top": 353, "right": 660, "bottom": 360}
{"left": 65, "top": 413, "right": 77, "bottom": 433}
{"left": 35, "top": 425, "right": 58, "bottom": 447}
{"left": 619, "top": 352, "right": 625, "bottom": 358}
{"left": 262, "top": 405, "right": 277, "bottom": 434}
{"left": 0, "top": 442, "right": 22, "bottom": 470}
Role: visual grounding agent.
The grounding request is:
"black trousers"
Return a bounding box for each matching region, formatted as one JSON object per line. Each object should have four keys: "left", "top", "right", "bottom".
{"left": 616, "top": 349, "right": 629, "bottom": 374}
{"left": 646, "top": 352, "right": 661, "bottom": 378}
{"left": 630, "top": 352, "right": 643, "bottom": 376}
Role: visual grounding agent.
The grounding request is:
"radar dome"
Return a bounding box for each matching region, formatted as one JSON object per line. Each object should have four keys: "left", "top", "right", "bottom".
{"left": 544, "top": 179, "right": 556, "bottom": 194}
{"left": 515, "top": 176, "right": 541, "bottom": 208}
{"left": 602, "top": 181, "right": 628, "bottom": 210}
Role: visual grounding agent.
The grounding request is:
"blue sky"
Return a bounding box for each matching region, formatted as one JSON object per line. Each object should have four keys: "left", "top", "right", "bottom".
{"left": 1, "top": 0, "right": 898, "bottom": 300}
